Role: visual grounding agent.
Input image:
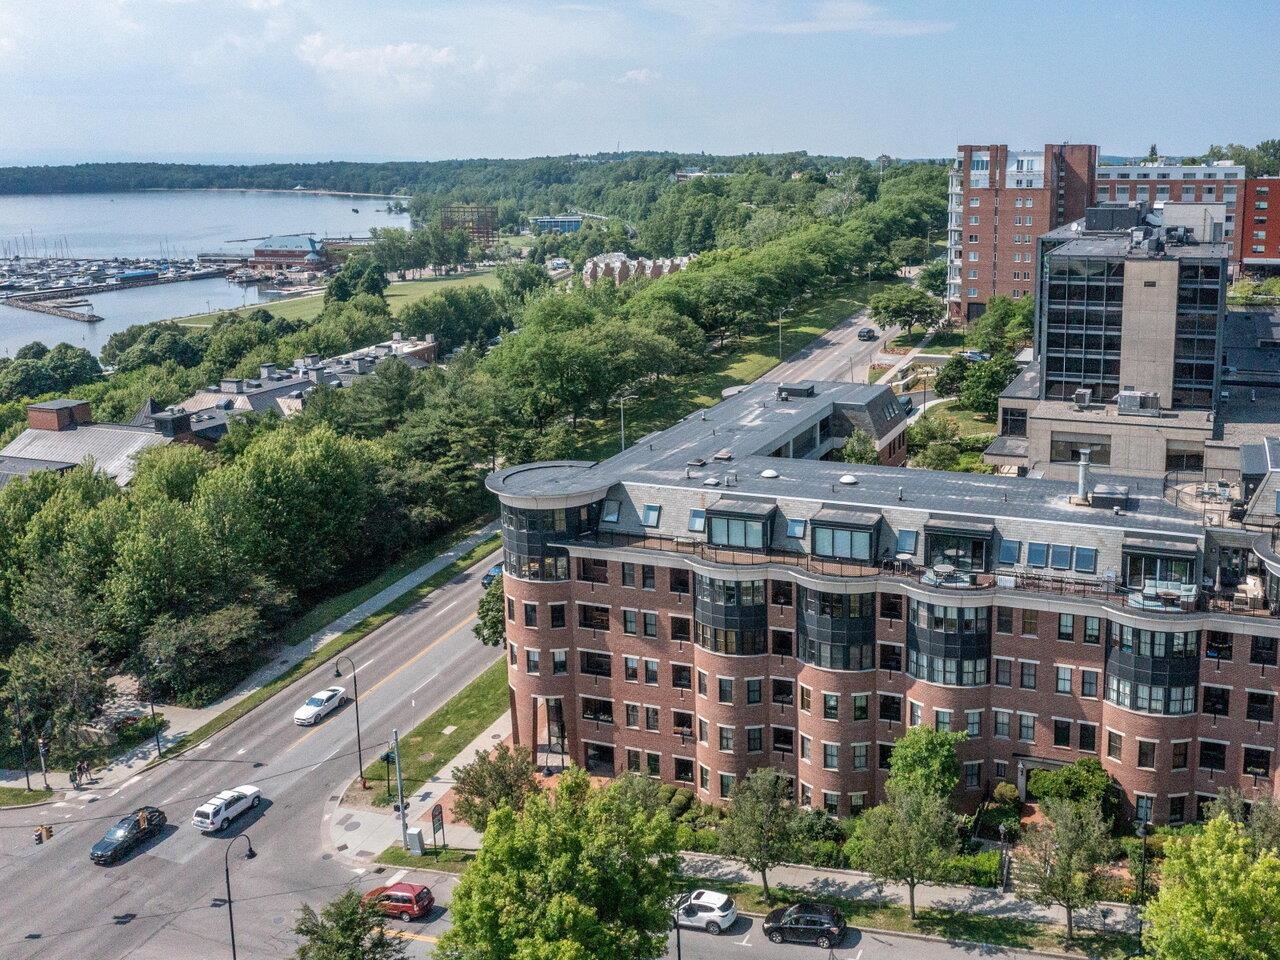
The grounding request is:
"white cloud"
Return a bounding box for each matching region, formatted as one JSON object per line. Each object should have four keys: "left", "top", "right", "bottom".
{"left": 295, "top": 33, "right": 459, "bottom": 93}
{"left": 644, "top": 0, "right": 952, "bottom": 38}
{"left": 617, "top": 67, "right": 660, "bottom": 84}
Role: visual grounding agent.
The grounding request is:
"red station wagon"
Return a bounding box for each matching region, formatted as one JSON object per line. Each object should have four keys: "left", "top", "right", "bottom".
{"left": 362, "top": 882, "right": 435, "bottom": 922}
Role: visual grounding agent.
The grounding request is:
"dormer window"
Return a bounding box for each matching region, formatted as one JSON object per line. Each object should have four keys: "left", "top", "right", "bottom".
{"left": 688, "top": 509, "right": 706, "bottom": 533}
{"left": 601, "top": 499, "right": 620, "bottom": 523}
{"left": 641, "top": 504, "right": 661, "bottom": 527}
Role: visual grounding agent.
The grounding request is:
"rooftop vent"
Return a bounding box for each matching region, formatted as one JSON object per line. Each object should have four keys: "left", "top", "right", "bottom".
{"left": 838, "top": 474, "right": 858, "bottom": 485}
{"left": 702, "top": 477, "right": 721, "bottom": 487}
{"left": 686, "top": 458, "right": 706, "bottom": 468}
{"left": 1072, "top": 388, "right": 1091, "bottom": 410}
{"left": 777, "top": 382, "right": 814, "bottom": 400}
{"left": 760, "top": 468, "right": 779, "bottom": 479}
{"left": 1116, "top": 390, "right": 1161, "bottom": 418}
{"left": 712, "top": 448, "right": 734, "bottom": 462}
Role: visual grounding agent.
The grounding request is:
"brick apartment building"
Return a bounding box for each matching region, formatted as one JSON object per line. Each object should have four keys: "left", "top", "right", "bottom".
{"left": 489, "top": 378, "right": 1280, "bottom": 827}
{"left": 947, "top": 144, "right": 1098, "bottom": 321}
{"left": 1095, "top": 161, "right": 1244, "bottom": 245}
{"left": 1237, "top": 176, "right": 1280, "bottom": 273}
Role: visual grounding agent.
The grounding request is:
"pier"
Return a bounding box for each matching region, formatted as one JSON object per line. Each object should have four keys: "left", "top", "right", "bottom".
{"left": 1, "top": 267, "right": 230, "bottom": 323}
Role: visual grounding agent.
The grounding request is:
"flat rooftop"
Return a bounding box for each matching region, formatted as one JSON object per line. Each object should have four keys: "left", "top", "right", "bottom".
{"left": 1048, "top": 233, "right": 1233, "bottom": 262}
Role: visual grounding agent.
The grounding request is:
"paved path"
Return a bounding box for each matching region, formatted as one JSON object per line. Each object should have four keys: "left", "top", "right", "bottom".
{"left": 763, "top": 307, "right": 897, "bottom": 384}
{"left": 682, "top": 853, "right": 1138, "bottom": 934}
{"left": 0, "top": 521, "right": 500, "bottom": 797}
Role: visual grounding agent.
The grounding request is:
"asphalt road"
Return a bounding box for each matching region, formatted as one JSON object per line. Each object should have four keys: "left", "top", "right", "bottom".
{"left": 0, "top": 549, "right": 502, "bottom": 960}
{"left": 763, "top": 308, "right": 897, "bottom": 384}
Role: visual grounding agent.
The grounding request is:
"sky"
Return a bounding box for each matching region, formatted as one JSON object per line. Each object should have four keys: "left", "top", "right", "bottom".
{"left": 0, "top": 0, "right": 1276, "bottom": 165}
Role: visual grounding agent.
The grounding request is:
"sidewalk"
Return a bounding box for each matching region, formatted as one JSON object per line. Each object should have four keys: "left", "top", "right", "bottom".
{"left": 0, "top": 520, "right": 500, "bottom": 797}
{"left": 328, "top": 710, "right": 512, "bottom": 861}
{"left": 681, "top": 852, "right": 1139, "bottom": 934}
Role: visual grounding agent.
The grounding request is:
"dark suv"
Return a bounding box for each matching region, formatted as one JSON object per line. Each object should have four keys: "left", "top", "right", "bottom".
{"left": 762, "top": 902, "right": 846, "bottom": 949}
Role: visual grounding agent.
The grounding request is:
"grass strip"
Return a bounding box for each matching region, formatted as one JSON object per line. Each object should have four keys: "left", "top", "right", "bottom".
{"left": 356, "top": 658, "right": 509, "bottom": 793}
{"left": 697, "top": 880, "right": 1138, "bottom": 959}
{"left": 0, "top": 786, "right": 55, "bottom": 807}
{"left": 161, "top": 533, "right": 501, "bottom": 759}
{"left": 375, "top": 845, "right": 475, "bottom": 874}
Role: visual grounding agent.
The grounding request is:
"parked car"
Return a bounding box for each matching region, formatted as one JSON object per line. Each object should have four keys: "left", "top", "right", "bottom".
{"left": 896, "top": 395, "right": 914, "bottom": 413}
{"left": 673, "top": 889, "right": 737, "bottom": 935}
{"left": 90, "top": 806, "right": 166, "bottom": 864}
{"left": 762, "top": 902, "right": 846, "bottom": 949}
{"left": 293, "top": 686, "right": 347, "bottom": 726}
{"left": 192, "top": 785, "right": 261, "bottom": 832}
{"left": 481, "top": 563, "right": 504, "bottom": 588}
{"left": 856, "top": 327, "right": 877, "bottom": 341}
{"left": 960, "top": 350, "right": 991, "bottom": 362}
{"left": 362, "top": 882, "right": 435, "bottom": 922}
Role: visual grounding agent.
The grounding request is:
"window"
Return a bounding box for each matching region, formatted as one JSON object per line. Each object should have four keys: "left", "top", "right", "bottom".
{"left": 643, "top": 658, "right": 658, "bottom": 684}
{"left": 672, "top": 757, "right": 693, "bottom": 783}
{"left": 1171, "top": 741, "right": 1188, "bottom": 769}
{"left": 998, "top": 539, "right": 1021, "bottom": 565}
{"left": 718, "top": 677, "right": 733, "bottom": 704}
{"left": 601, "top": 499, "right": 620, "bottom": 522}
{"left": 718, "top": 726, "right": 734, "bottom": 751}
{"left": 581, "top": 697, "right": 613, "bottom": 723}
{"left": 771, "top": 581, "right": 793, "bottom": 607}
{"left": 964, "top": 710, "right": 981, "bottom": 737}
{"left": 1135, "top": 794, "right": 1154, "bottom": 825}
{"left": 699, "top": 765, "right": 709, "bottom": 791}
{"left": 994, "top": 710, "right": 1011, "bottom": 738}
{"left": 621, "top": 563, "right": 635, "bottom": 587}
{"left": 552, "top": 649, "right": 568, "bottom": 675}
{"left": 823, "top": 742, "right": 839, "bottom": 770}
{"left": 1054, "top": 719, "right": 1072, "bottom": 748}
{"left": 624, "top": 656, "right": 639, "bottom": 682}
{"left": 1203, "top": 686, "right": 1230, "bottom": 717}
{"left": 897, "top": 529, "right": 918, "bottom": 554}
{"left": 625, "top": 703, "right": 640, "bottom": 728}
{"left": 1050, "top": 544, "right": 1073, "bottom": 570}
{"left": 823, "top": 693, "right": 839, "bottom": 720}
{"left": 697, "top": 670, "right": 707, "bottom": 696}
{"left": 799, "top": 685, "right": 812, "bottom": 712}
{"left": 641, "top": 565, "right": 655, "bottom": 589}
{"left": 997, "top": 607, "right": 1013, "bottom": 634}
{"left": 772, "top": 727, "right": 795, "bottom": 754}
{"left": 852, "top": 694, "right": 869, "bottom": 720}
{"left": 1168, "top": 795, "right": 1186, "bottom": 824}
{"left": 962, "top": 761, "right": 981, "bottom": 791}
{"left": 772, "top": 678, "right": 794, "bottom": 705}
{"left": 1252, "top": 636, "right": 1278, "bottom": 666}
{"left": 506, "top": 597, "right": 515, "bottom": 622}
{"left": 1207, "top": 632, "right": 1234, "bottom": 661}
{"left": 812, "top": 525, "right": 872, "bottom": 561}
{"left": 935, "top": 709, "right": 952, "bottom": 732}
{"left": 526, "top": 649, "right": 540, "bottom": 673}
{"left": 747, "top": 726, "right": 763, "bottom": 753}
{"left": 719, "top": 773, "right": 735, "bottom": 799}
{"left": 799, "top": 782, "right": 812, "bottom": 806}
{"left": 673, "top": 710, "right": 693, "bottom": 738}
{"left": 1019, "top": 713, "right": 1036, "bottom": 742}
{"left": 672, "top": 663, "right": 692, "bottom": 689}
{"left": 1107, "top": 730, "right": 1123, "bottom": 760}
{"left": 1079, "top": 723, "right": 1097, "bottom": 753}
{"left": 1020, "top": 661, "right": 1037, "bottom": 690}
{"left": 670, "top": 569, "right": 691, "bottom": 594}
{"left": 770, "top": 629, "right": 793, "bottom": 656}
{"left": 909, "top": 701, "right": 922, "bottom": 726}
{"left": 579, "top": 650, "right": 611, "bottom": 677}
{"left": 550, "top": 604, "right": 566, "bottom": 629}
{"left": 698, "top": 719, "right": 708, "bottom": 743}
{"left": 645, "top": 706, "right": 660, "bottom": 732}
{"left": 622, "top": 609, "right": 637, "bottom": 635}
{"left": 626, "top": 748, "right": 641, "bottom": 773}
{"left": 1056, "top": 666, "right": 1072, "bottom": 694}
{"left": 641, "top": 504, "right": 661, "bottom": 527}
{"left": 879, "top": 643, "right": 902, "bottom": 671}
{"left": 1057, "top": 614, "right": 1074, "bottom": 643}
{"left": 643, "top": 612, "right": 658, "bottom": 639}
{"left": 578, "top": 604, "right": 610, "bottom": 630}
{"left": 1199, "top": 740, "right": 1227, "bottom": 771}
{"left": 786, "top": 518, "right": 806, "bottom": 539}
{"left": 1247, "top": 691, "right": 1274, "bottom": 723}
{"left": 1081, "top": 669, "right": 1098, "bottom": 698}
{"left": 522, "top": 602, "right": 538, "bottom": 628}
{"left": 879, "top": 694, "right": 902, "bottom": 722}
{"left": 1021, "top": 609, "right": 1038, "bottom": 636}
{"left": 671, "top": 616, "right": 691, "bottom": 643}
{"left": 687, "top": 508, "right": 706, "bottom": 533}
{"left": 879, "top": 742, "right": 894, "bottom": 769}
{"left": 746, "top": 678, "right": 762, "bottom": 705}
{"left": 1084, "top": 617, "right": 1100, "bottom": 645}
{"left": 995, "top": 658, "right": 1012, "bottom": 687}
{"left": 708, "top": 514, "right": 765, "bottom": 549}
{"left": 1027, "top": 542, "right": 1048, "bottom": 567}
{"left": 880, "top": 593, "right": 903, "bottom": 620}
{"left": 1138, "top": 740, "right": 1157, "bottom": 769}
{"left": 1244, "top": 747, "right": 1272, "bottom": 777}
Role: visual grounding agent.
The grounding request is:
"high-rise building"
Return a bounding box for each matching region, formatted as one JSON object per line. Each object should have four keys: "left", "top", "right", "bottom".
{"left": 1237, "top": 177, "right": 1280, "bottom": 273}
{"left": 947, "top": 144, "right": 1098, "bottom": 322}
{"left": 489, "top": 378, "right": 1280, "bottom": 825}
{"left": 1095, "top": 161, "right": 1245, "bottom": 243}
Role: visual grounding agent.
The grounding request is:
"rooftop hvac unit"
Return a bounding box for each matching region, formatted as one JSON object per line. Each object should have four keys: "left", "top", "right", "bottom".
{"left": 1116, "top": 390, "right": 1161, "bottom": 418}
{"left": 1072, "top": 388, "right": 1091, "bottom": 410}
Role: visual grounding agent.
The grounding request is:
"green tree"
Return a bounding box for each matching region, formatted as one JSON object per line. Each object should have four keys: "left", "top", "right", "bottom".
{"left": 854, "top": 784, "right": 957, "bottom": 918}
{"left": 917, "top": 259, "right": 947, "bottom": 298}
{"left": 840, "top": 428, "right": 879, "bottom": 464}
{"left": 1205, "top": 789, "right": 1280, "bottom": 858}
{"left": 129, "top": 444, "right": 217, "bottom": 503}
{"left": 451, "top": 743, "right": 541, "bottom": 833}
{"left": 1026, "top": 758, "right": 1121, "bottom": 827}
{"left": 886, "top": 726, "right": 966, "bottom": 799}
{"left": 933, "top": 355, "right": 971, "bottom": 397}
{"left": 1147, "top": 143, "right": 1160, "bottom": 161}
{"left": 438, "top": 766, "right": 680, "bottom": 960}
{"left": 914, "top": 443, "right": 960, "bottom": 472}
{"left": 1014, "top": 797, "right": 1112, "bottom": 941}
{"left": 868, "top": 284, "right": 944, "bottom": 337}
{"left": 293, "top": 889, "right": 407, "bottom": 960}
{"left": 473, "top": 576, "right": 505, "bottom": 647}
{"left": 1145, "top": 815, "right": 1280, "bottom": 960}
{"left": 1, "top": 638, "right": 108, "bottom": 759}
{"left": 959, "top": 354, "right": 1017, "bottom": 417}
{"left": 718, "top": 767, "right": 805, "bottom": 902}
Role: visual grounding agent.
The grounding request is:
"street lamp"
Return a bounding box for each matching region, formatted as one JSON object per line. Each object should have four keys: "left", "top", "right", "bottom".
{"left": 671, "top": 906, "right": 683, "bottom": 960}
{"left": 334, "top": 655, "right": 365, "bottom": 789}
{"left": 615, "top": 393, "right": 637, "bottom": 452}
{"left": 777, "top": 304, "right": 792, "bottom": 360}
{"left": 223, "top": 833, "right": 256, "bottom": 960}
{"left": 10, "top": 689, "right": 32, "bottom": 791}
{"left": 1134, "top": 820, "right": 1149, "bottom": 954}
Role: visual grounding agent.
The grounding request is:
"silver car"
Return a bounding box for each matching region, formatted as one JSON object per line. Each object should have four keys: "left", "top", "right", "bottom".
{"left": 674, "top": 889, "right": 737, "bottom": 935}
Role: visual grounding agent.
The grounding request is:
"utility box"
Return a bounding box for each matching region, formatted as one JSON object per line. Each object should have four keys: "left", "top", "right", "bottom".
{"left": 406, "top": 827, "right": 425, "bottom": 856}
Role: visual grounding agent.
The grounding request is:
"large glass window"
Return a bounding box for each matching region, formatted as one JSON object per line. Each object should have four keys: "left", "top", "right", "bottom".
{"left": 1124, "top": 551, "right": 1193, "bottom": 586}
{"left": 926, "top": 533, "right": 988, "bottom": 572}
{"left": 812, "top": 525, "right": 872, "bottom": 561}
{"left": 708, "top": 514, "right": 765, "bottom": 549}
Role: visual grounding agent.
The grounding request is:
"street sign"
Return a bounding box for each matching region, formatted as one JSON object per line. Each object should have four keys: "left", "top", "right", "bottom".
{"left": 430, "top": 802, "right": 445, "bottom": 850}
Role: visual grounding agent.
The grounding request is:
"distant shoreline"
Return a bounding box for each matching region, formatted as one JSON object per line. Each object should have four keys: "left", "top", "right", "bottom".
{"left": 138, "top": 187, "right": 408, "bottom": 201}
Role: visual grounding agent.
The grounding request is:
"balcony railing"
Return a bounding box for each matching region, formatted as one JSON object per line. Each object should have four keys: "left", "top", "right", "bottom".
{"left": 569, "top": 531, "right": 1280, "bottom": 621}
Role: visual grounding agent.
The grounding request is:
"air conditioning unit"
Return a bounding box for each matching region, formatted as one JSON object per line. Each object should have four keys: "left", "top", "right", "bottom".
{"left": 1116, "top": 390, "right": 1161, "bottom": 418}
{"left": 1072, "top": 388, "right": 1091, "bottom": 410}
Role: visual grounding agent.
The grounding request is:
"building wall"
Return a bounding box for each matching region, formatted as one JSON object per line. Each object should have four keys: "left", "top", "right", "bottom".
{"left": 1095, "top": 164, "right": 1244, "bottom": 240}
{"left": 1022, "top": 406, "right": 1213, "bottom": 480}
{"left": 1237, "top": 177, "right": 1280, "bottom": 270}
{"left": 501, "top": 553, "right": 1280, "bottom": 824}
{"left": 1118, "top": 259, "right": 1180, "bottom": 400}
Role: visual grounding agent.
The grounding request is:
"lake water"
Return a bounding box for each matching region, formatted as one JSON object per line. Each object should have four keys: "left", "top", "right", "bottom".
{"left": 0, "top": 190, "right": 410, "bottom": 357}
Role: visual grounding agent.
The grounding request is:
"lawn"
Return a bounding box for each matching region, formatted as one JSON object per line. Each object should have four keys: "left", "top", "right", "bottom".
{"left": 351, "top": 656, "right": 509, "bottom": 802}
{"left": 376, "top": 845, "right": 475, "bottom": 873}
{"left": 177, "top": 271, "right": 499, "bottom": 328}
{"left": 0, "top": 786, "right": 54, "bottom": 807}
{"left": 890, "top": 328, "right": 966, "bottom": 354}
{"left": 163, "top": 529, "right": 501, "bottom": 760}
{"left": 926, "top": 398, "right": 997, "bottom": 437}
{"left": 708, "top": 881, "right": 1138, "bottom": 959}
{"left": 571, "top": 278, "right": 887, "bottom": 462}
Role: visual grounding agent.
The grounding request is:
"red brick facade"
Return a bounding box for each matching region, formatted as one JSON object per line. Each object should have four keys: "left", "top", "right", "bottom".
{"left": 503, "top": 557, "right": 1280, "bottom": 825}
{"left": 1236, "top": 176, "right": 1280, "bottom": 271}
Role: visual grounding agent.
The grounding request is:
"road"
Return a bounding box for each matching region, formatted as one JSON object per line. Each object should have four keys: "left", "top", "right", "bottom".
{"left": 764, "top": 308, "right": 896, "bottom": 384}
{"left": 0, "top": 549, "right": 501, "bottom": 960}
{"left": 665, "top": 921, "right": 1052, "bottom": 959}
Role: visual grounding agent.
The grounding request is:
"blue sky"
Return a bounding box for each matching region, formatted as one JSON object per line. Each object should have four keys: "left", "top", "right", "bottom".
{"left": 1, "top": 0, "right": 1275, "bottom": 164}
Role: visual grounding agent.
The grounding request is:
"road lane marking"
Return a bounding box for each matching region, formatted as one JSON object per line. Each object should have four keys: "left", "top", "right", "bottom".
{"left": 359, "top": 616, "right": 477, "bottom": 700}
{"left": 389, "top": 869, "right": 408, "bottom": 884}
{"left": 387, "top": 930, "right": 438, "bottom": 943}
{"left": 410, "top": 671, "right": 440, "bottom": 695}
{"left": 736, "top": 932, "right": 752, "bottom": 946}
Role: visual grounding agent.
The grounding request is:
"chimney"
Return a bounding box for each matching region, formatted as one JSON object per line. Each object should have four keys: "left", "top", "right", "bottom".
{"left": 26, "top": 400, "right": 92, "bottom": 432}
{"left": 1076, "top": 449, "right": 1092, "bottom": 502}
{"left": 151, "top": 408, "right": 192, "bottom": 439}
{"left": 219, "top": 378, "right": 245, "bottom": 394}
{"left": 392, "top": 331, "right": 402, "bottom": 342}
{"left": 304, "top": 353, "right": 320, "bottom": 367}
{"left": 259, "top": 363, "right": 277, "bottom": 381}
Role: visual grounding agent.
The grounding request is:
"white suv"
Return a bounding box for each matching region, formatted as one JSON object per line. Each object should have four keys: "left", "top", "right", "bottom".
{"left": 192, "top": 785, "right": 262, "bottom": 832}
{"left": 674, "top": 889, "right": 737, "bottom": 935}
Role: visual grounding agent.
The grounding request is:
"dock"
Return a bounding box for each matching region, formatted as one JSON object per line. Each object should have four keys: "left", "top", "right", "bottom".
{"left": 1, "top": 267, "right": 230, "bottom": 323}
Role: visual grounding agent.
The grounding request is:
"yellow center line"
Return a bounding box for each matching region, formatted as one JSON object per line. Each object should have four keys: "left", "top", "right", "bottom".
{"left": 387, "top": 929, "right": 439, "bottom": 943}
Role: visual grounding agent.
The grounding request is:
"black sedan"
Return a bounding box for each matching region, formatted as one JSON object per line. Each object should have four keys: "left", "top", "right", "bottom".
{"left": 762, "top": 902, "right": 846, "bottom": 949}
{"left": 90, "top": 806, "right": 166, "bottom": 864}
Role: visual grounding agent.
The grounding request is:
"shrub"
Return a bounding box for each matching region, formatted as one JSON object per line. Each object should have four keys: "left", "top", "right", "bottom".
{"left": 993, "top": 781, "right": 1021, "bottom": 806}
{"left": 667, "top": 787, "right": 695, "bottom": 820}
{"left": 935, "top": 850, "right": 1001, "bottom": 888}
{"left": 657, "top": 783, "right": 677, "bottom": 805}
{"left": 804, "top": 839, "right": 847, "bottom": 869}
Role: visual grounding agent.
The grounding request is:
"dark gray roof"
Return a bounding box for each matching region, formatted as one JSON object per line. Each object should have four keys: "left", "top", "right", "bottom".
{"left": 1050, "top": 233, "right": 1232, "bottom": 261}
{"left": 985, "top": 436, "right": 1029, "bottom": 459}
{"left": 28, "top": 398, "right": 87, "bottom": 411}
{"left": 1000, "top": 361, "right": 1041, "bottom": 400}
{"left": 709, "top": 496, "right": 778, "bottom": 517}
{"left": 0, "top": 454, "right": 76, "bottom": 488}
{"left": 1240, "top": 442, "right": 1268, "bottom": 477}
